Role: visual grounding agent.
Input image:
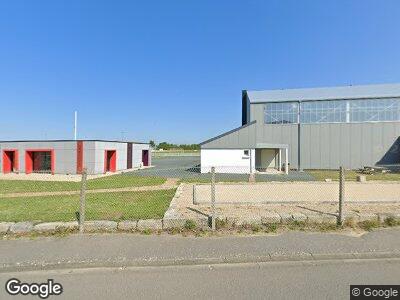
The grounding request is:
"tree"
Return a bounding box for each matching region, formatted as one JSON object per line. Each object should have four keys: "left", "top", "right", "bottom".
{"left": 149, "top": 140, "right": 156, "bottom": 148}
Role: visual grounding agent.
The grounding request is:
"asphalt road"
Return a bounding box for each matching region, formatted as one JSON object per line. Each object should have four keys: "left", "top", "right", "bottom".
{"left": 133, "top": 156, "right": 314, "bottom": 181}
{"left": 1, "top": 258, "right": 399, "bottom": 299}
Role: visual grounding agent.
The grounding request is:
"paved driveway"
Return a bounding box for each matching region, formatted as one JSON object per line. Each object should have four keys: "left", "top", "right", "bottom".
{"left": 131, "top": 156, "right": 314, "bottom": 181}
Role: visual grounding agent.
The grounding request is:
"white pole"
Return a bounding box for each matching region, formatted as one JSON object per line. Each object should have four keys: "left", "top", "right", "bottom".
{"left": 74, "top": 111, "right": 78, "bottom": 140}
{"left": 278, "top": 149, "right": 282, "bottom": 172}
{"left": 285, "top": 148, "right": 289, "bottom": 175}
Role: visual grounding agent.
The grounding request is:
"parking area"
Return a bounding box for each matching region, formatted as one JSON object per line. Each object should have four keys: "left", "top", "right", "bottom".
{"left": 132, "top": 157, "right": 314, "bottom": 181}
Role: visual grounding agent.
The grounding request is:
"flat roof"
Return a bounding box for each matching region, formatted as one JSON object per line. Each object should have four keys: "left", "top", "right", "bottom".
{"left": 0, "top": 139, "right": 149, "bottom": 144}
{"left": 246, "top": 83, "right": 400, "bottom": 103}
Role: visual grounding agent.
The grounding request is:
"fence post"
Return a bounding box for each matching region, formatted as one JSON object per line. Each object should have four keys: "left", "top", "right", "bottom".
{"left": 79, "top": 168, "right": 87, "bottom": 233}
{"left": 211, "top": 167, "right": 216, "bottom": 231}
{"left": 192, "top": 184, "right": 197, "bottom": 205}
{"left": 338, "top": 166, "right": 345, "bottom": 225}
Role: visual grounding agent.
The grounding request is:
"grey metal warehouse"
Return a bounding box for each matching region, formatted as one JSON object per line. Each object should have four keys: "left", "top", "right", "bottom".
{"left": 200, "top": 83, "right": 400, "bottom": 173}
{"left": 0, "top": 140, "right": 151, "bottom": 175}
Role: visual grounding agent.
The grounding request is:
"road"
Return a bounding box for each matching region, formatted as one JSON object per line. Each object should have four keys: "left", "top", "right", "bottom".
{"left": 0, "top": 258, "right": 399, "bottom": 299}
{"left": 133, "top": 156, "right": 315, "bottom": 181}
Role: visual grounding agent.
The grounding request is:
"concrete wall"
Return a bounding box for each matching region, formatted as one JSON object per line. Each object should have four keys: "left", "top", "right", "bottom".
{"left": 132, "top": 143, "right": 151, "bottom": 168}
{"left": 0, "top": 141, "right": 151, "bottom": 175}
{"left": 92, "top": 141, "right": 128, "bottom": 174}
{"left": 256, "top": 149, "right": 276, "bottom": 169}
{"left": 0, "top": 141, "right": 77, "bottom": 174}
{"left": 201, "top": 149, "right": 256, "bottom": 173}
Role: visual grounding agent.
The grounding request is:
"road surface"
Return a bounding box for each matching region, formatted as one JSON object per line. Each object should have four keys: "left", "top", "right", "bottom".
{"left": 0, "top": 258, "right": 399, "bottom": 299}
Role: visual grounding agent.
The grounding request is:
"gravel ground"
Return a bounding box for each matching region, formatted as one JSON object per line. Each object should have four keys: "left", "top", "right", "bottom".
{"left": 193, "top": 182, "right": 400, "bottom": 204}
{"left": 171, "top": 183, "right": 400, "bottom": 220}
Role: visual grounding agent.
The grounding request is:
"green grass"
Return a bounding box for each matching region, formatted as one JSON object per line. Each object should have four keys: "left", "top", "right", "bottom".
{"left": 306, "top": 170, "right": 400, "bottom": 181}
{"left": 0, "top": 189, "right": 176, "bottom": 222}
{"left": 0, "top": 173, "right": 166, "bottom": 194}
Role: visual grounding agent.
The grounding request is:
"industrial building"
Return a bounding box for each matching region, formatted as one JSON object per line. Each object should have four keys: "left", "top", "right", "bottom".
{"left": 200, "top": 83, "right": 400, "bottom": 173}
{"left": 0, "top": 140, "right": 151, "bottom": 175}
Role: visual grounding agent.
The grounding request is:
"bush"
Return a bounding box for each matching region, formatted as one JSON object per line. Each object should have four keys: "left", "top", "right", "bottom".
{"left": 358, "top": 220, "right": 380, "bottom": 231}
{"left": 384, "top": 216, "right": 399, "bottom": 227}
{"left": 184, "top": 220, "right": 197, "bottom": 230}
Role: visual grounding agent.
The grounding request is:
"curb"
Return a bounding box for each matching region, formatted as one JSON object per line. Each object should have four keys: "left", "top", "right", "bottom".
{"left": 1, "top": 213, "right": 399, "bottom": 234}
{"left": 0, "top": 251, "right": 399, "bottom": 273}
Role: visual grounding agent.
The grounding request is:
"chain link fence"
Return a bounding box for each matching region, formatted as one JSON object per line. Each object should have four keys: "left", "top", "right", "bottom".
{"left": 1, "top": 159, "right": 400, "bottom": 233}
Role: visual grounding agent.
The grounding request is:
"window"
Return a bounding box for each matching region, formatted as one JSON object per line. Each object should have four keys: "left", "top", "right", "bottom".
{"left": 264, "top": 98, "right": 400, "bottom": 125}
{"left": 350, "top": 98, "right": 400, "bottom": 122}
{"left": 243, "top": 150, "right": 249, "bottom": 156}
{"left": 264, "top": 102, "right": 299, "bottom": 124}
{"left": 300, "top": 100, "right": 347, "bottom": 124}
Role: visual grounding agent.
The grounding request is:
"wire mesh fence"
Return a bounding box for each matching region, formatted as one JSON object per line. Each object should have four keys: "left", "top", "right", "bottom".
{"left": 0, "top": 160, "right": 400, "bottom": 232}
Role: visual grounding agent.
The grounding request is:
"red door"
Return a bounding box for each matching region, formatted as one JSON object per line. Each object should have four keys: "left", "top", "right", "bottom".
{"left": 104, "top": 150, "right": 117, "bottom": 172}
{"left": 2, "top": 150, "right": 18, "bottom": 173}
{"left": 142, "top": 150, "right": 149, "bottom": 167}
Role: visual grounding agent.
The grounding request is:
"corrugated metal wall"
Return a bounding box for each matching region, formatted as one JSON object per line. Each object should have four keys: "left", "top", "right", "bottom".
{"left": 202, "top": 102, "right": 400, "bottom": 169}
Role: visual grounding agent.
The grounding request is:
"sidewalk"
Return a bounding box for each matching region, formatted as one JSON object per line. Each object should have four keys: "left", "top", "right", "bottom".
{"left": 1, "top": 228, "right": 399, "bottom": 272}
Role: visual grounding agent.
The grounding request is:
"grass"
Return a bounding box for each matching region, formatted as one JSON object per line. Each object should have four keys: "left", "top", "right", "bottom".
{"left": 0, "top": 189, "right": 176, "bottom": 222}
{"left": 306, "top": 169, "right": 400, "bottom": 181}
{"left": 0, "top": 173, "right": 166, "bottom": 194}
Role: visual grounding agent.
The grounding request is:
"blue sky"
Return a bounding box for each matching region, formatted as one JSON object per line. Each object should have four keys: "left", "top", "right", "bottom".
{"left": 1, "top": 0, "right": 400, "bottom": 143}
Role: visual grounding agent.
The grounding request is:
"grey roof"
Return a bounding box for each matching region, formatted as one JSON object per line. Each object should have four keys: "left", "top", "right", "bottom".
{"left": 246, "top": 83, "right": 400, "bottom": 103}
{"left": 199, "top": 121, "right": 256, "bottom": 146}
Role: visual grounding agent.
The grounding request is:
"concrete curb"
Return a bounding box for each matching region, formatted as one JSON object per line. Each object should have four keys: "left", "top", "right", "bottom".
{"left": 0, "top": 251, "right": 399, "bottom": 273}
{"left": 0, "top": 213, "right": 398, "bottom": 235}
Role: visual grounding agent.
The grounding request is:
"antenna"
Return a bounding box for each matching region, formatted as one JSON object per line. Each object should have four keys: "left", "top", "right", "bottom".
{"left": 74, "top": 111, "right": 78, "bottom": 140}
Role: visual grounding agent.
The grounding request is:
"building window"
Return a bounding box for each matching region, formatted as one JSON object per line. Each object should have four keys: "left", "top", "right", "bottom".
{"left": 264, "top": 102, "right": 299, "bottom": 124}
{"left": 243, "top": 150, "right": 249, "bottom": 156}
{"left": 300, "top": 100, "right": 347, "bottom": 124}
{"left": 265, "top": 98, "right": 400, "bottom": 125}
{"left": 349, "top": 98, "right": 400, "bottom": 122}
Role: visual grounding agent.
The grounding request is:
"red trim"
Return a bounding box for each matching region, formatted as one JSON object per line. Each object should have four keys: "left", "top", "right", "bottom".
{"left": 25, "top": 149, "right": 55, "bottom": 175}
{"left": 104, "top": 150, "right": 117, "bottom": 173}
{"left": 2, "top": 149, "right": 19, "bottom": 173}
{"left": 76, "top": 141, "right": 84, "bottom": 174}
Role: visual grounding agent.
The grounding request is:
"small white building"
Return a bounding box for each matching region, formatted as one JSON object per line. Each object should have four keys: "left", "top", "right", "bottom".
{"left": 0, "top": 140, "right": 151, "bottom": 175}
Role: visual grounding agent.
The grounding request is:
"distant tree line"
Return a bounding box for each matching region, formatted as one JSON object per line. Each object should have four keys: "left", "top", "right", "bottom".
{"left": 149, "top": 140, "right": 200, "bottom": 151}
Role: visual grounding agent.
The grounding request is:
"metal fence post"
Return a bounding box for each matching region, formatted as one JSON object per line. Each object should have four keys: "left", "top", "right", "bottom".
{"left": 338, "top": 166, "right": 345, "bottom": 225}
{"left": 79, "top": 168, "right": 87, "bottom": 233}
{"left": 193, "top": 184, "right": 197, "bottom": 205}
{"left": 211, "top": 167, "right": 216, "bottom": 231}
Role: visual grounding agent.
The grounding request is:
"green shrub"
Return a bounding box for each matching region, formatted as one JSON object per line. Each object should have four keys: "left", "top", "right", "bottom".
{"left": 358, "top": 220, "right": 380, "bottom": 231}
{"left": 184, "top": 220, "right": 197, "bottom": 230}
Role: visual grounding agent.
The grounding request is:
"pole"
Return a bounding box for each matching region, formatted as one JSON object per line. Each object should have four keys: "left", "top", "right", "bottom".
{"left": 338, "top": 166, "right": 345, "bottom": 225}
{"left": 79, "top": 168, "right": 87, "bottom": 233}
{"left": 74, "top": 111, "right": 78, "bottom": 140}
{"left": 285, "top": 148, "right": 289, "bottom": 175}
{"left": 211, "top": 167, "right": 216, "bottom": 231}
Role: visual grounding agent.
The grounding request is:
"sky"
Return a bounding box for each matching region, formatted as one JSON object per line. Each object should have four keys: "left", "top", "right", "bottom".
{"left": 1, "top": 0, "right": 400, "bottom": 144}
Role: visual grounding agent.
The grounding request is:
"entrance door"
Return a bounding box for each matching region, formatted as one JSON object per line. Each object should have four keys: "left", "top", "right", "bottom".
{"left": 26, "top": 150, "right": 53, "bottom": 174}
{"left": 142, "top": 150, "right": 149, "bottom": 167}
{"left": 105, "top": 150, "right": 117, "bottom": 172}
{"left": 127, "top": 143, "right": 133, "bottom": 169}
{"left": 3, "top": 150, "right": 18, "bottom": 173}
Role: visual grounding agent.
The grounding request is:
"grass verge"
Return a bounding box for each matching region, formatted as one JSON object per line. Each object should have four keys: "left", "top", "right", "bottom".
{"left": 0, "top": 189, "right": 176, "bottom": 222}
{"left": 0, "top": 173, "right": 166, "bottom": 194}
